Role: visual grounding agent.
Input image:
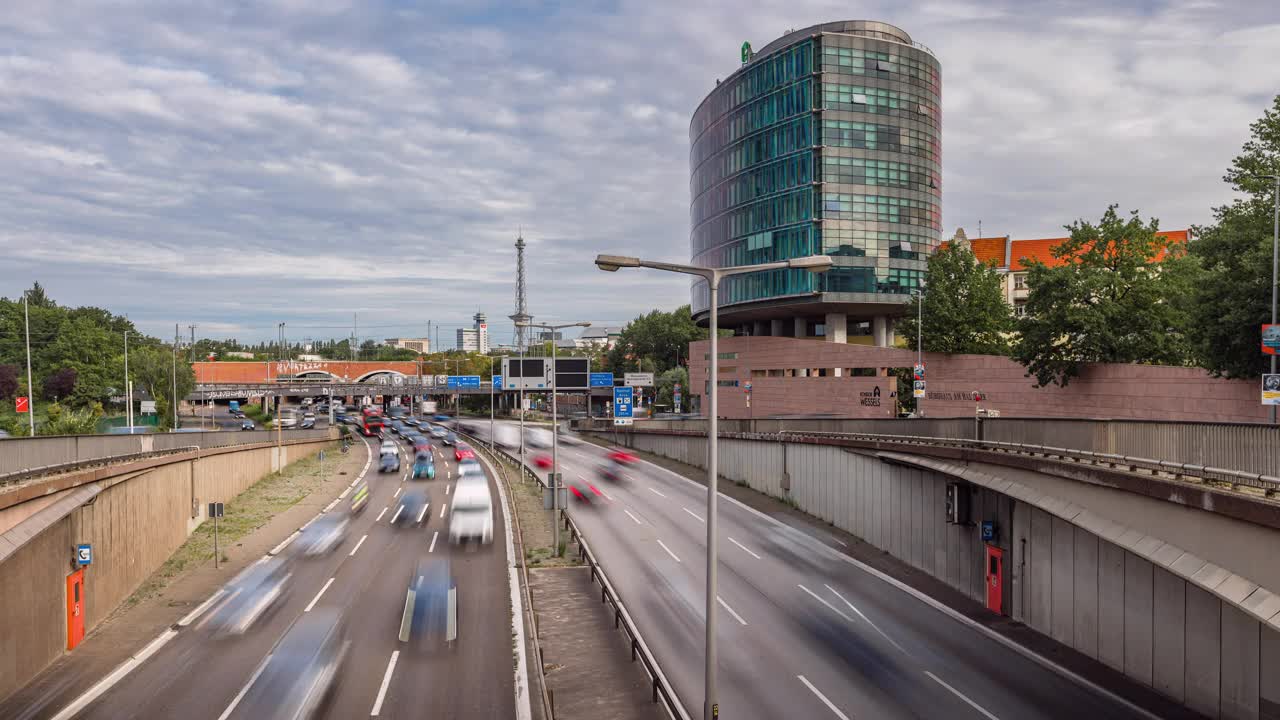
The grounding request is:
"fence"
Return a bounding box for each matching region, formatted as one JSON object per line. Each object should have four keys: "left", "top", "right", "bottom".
{"left": 0, "top": 428, "right": 335, "bottom": 476}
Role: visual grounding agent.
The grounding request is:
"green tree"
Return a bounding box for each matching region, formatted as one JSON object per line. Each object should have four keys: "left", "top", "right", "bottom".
{"left": 1013, "top": 206, "right": 1196, "bottom": 387}
{"left": 1188, "top": 95, "right": 1280, "bottom": 378}
{"left": 130, "top": 345, "right": 195, "bottom": 430}
{"left": 0, "top": 364, "right": 17, "bottom": 400}
{"left": 897, "top": 242, "right": 1014, "bottom": 355}
{"left": 655, "top": 366, "right": 689, "bottom": 409}
{"left": 608, "top": 305, "right": 703, "bottom": 374}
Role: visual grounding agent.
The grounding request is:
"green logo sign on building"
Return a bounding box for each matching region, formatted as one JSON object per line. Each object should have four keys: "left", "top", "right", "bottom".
{"left": 741, "top": 41, "right": 752, "bottom": 63}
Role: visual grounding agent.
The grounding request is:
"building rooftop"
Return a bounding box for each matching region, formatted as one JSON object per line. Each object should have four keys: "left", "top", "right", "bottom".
{"left": 943, "top": 230, "right": 1189, "bottom": 272}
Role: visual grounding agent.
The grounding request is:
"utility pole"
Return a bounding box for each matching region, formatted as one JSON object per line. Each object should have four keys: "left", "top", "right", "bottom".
{"left": 173, "top": 324, "right": 180, "bottom": 431}
{"left": 1270, "top": 176, "right": 1278, "bottom": 424}
{"left": 124, "top": 331, "right": 133, "bottom": 433}
{"left": 188, "top": 324, "right": 197, "bottom": 362}
{"left": 23, "top": 291, "right": 35, "bottom": 436}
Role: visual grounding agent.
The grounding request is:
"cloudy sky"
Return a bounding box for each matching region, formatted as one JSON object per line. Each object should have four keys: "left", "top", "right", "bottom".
{"left": 1, "top": 0, "right": 1278, "bottom": 346}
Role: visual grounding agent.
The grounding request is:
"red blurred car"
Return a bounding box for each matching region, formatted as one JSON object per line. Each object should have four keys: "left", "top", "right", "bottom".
{"left": 569, "top": 477, "right": 605, "bottom": 503}
{"left": 533, "top": 454, "right": 553, "bottom": 470}
{"left": 606, "top": 449, "right": 638, "bottom": 464}
{"left": 454, "top": 444, "right": 476, "bottom": 462}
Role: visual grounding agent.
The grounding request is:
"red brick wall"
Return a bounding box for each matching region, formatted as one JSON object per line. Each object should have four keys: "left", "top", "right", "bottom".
{"left": 688, "top": 337, "right": 1268, "bottom": 423}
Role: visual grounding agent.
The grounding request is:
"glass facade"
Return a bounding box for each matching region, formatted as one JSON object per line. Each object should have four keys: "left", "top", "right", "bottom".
{"left": 689, "top": 21, "right": 941, "bottom": 323}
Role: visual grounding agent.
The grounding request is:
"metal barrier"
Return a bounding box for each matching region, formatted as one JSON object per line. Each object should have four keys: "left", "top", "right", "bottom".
{"left": 475, "top": 434, "right": 691, "bottom": 720}
{"left": 0, "top": 445, "right": 201, "bottom": 488}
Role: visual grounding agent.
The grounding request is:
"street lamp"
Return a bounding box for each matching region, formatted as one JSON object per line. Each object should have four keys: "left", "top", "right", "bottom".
{"left": 1249, "top": 174, "right": 1279, "bottom": 425}
{"left": 516, "top": 319, "right": 591, "bottom": 558}
{"left": 594, "top": 252, "right": 832, "bottom": 720}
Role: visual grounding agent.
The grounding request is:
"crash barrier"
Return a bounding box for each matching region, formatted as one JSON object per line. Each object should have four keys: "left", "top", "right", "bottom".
{"left": 473, "top": 435, "right": 691, "bottom": 720}
{"left": 574, "top": 416, "right": 1280, "bottom": 479}
{"left": 0, "top": 446, "right": 200, "bottom": 489}
{"left": 0, "top": 427, "right": 336, "bottom": 476}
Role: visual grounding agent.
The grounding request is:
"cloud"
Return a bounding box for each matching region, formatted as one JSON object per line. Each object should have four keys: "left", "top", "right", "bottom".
{"left": 0, "top": 0, "right": 1275, "bottom": 344}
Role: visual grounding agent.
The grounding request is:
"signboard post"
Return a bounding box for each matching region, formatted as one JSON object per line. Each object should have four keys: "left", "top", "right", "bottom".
{"left": 613, "top": 386, "right": 634, "bottom": 426}
{"left": 673, "top": 382, "right": 682, "bottom": 414}
{"left": 913, "top": 380, "right": 926, "bottom": 399}
{"left": 624, "top": 372, "right": 654, "bottom": 387}
{"left": 15, "top": 396, "right": 28, "bottom": 414}
{"left": 1264, "top": 374, "right": 1280, "bottom": 406}
{"left": 1263, "top": 325, "right": 1280, "bottom": 355}
{"left": 75, "top": 544, "right": 92, "bottom": 567}
{"left": 589, "top": 372, "right": 615, "bottom": 387}
{"left": 208, "top": 502, "right": 225, "bottom": 568}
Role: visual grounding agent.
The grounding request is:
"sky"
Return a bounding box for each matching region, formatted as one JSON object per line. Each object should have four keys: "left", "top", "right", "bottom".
{"left": 1, "top": 0, "right": 1278, "bottom": 346}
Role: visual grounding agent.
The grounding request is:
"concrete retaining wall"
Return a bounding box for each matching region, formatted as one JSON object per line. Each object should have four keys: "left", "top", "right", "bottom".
{"left": 0, "top": 437, "right": 332, "bottom": 703}
{"left": 612, "top": 431, "right": 1280, "bottom": 720}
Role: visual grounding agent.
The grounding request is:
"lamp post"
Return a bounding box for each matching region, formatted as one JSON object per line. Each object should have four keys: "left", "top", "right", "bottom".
{"left": 912, "top": 285, "right": 926, "bottom": 418}
{"left": 22, "top": 291, "right": 35, "bottom": 436}
{"left": 124, "top": 330, "right": 133, "bottom": 433}
{"left": 516, "top": 320, "right": 591, "bottom": 557}
{"left": 490, "top": 355, "right": 497, "bottom": 449}
{"left": 594, "top": 252, "right": 832, "bottom": 720}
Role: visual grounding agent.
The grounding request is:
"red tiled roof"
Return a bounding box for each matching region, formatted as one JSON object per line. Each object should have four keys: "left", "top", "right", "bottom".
{"left": 937, "top": 236, "right": 1008, "bottom": 267}
{"left": 1009, "top": 230, "right": 1189, "bottom": 271}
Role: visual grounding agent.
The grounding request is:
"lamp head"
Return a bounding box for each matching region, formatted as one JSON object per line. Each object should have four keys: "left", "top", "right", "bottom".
{"left": 595, "top": 254, "right": 641, "bottom": 272}
{"left": 787, "top": 255, "right": 834, "bottom": 274}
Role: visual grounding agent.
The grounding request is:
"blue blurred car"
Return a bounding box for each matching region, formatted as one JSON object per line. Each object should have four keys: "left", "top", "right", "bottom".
{"left": 399, "top": 558, "right": 456, "bottom": 651}
{"left": 412, "top": 451, "right": 435, "bottom": 480}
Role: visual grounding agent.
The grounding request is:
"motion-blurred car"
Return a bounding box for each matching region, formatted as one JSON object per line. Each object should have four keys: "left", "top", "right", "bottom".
{"left": 526, "top": 428, "right": 552, "bottom": 448}
{"left": 389, "top": 420, "right": 405, "bottom": 435}
{"left": 228, "top": 607, "right": 349, "bottom": 720}
{"left": 412, "top": 450, "right": 435, "bottom": 480}
{"left": 449, "top": 478, "right": 494, "bottom": 545}
{"left": 297, "top": 514, "right": 349, "bottom": 556}
{"left": 433, "top": 414, "right": 451, "bottom": 422}
{"left": 454, "top": 444, "right": 475, "bottom": 462}
{"left": 403, "top": 417, "right": 420, "bottom": 427}
{"left": 401, "top": 558, "right": 456, "bottom": 651}
{"left": 569, "top": 476, "right": 605, "bottom": 503}
{"left": 457, "top": 459, "right": 482, "bottom": 478}
{"left": 606, "top": 449, "right": 638, "bottom": 464}
{"left": 427, "top": 425, "right": 447, "bottom": 440}
{"left": 205, "top": 557, "right": 291, "bottom": 636}
{"left": 442, "top": 431, "right": 458, "bottom": 446}
{"left": 349, "top": 482, "right": 369, "bottom": 513}
{"left": 412, "top": 437, "right": 432, "bottom": 454}
{"left": 379, "top": 451, "right": 401, "bottom": 473}
{"left": 533, "top": 454, "right": 553, "bottom": 470}
{"left": 392, "top": 489, "right": 430, "bottom": 527}
{"left": 241, "top": 420, "right": 256, "bottom": 431}
{"left": 300, "top": 417, "right": 316, "bottom": 429}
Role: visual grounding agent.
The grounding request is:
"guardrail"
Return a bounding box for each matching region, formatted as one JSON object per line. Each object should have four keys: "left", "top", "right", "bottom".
{"left": 473, "top": 434, "right": 690, "bottom": 720}
{"left": 0, "top": 446, "right": 202, "bottom": 488}
{"left": 627, "top": 428, "right": 1280, "bottom": 498}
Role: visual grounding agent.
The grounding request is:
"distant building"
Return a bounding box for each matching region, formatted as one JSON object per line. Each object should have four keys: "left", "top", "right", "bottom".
{"left": 456, "top": 312, "right": 490, "bottom": 353}
{"left": 576, "top": 326, "right": 622, "bottom": 350}
{"left": 296, "top": 354, "right": 324, "bottom": 362}
{"left": 535, "top": 330, "right": 563, "bottom": 342}
{"left": 943, "top": 227, "right": 1191, "bottom": 317}
{"left": 225, "top": 351, "right": 255, "bottom": 359}
{"left": 385, "top": 337, "right": 431, "bottom": 353}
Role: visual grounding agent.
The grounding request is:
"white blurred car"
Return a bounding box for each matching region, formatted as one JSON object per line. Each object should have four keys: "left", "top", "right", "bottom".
{"left": 297, "top": 514, "right": 349, "bottom": 556}
{"left": 449, "top": 478, "right": 493, "bottom": 545}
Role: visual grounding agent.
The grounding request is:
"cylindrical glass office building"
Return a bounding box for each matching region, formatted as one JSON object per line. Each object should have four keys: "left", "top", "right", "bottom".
{"left": 689, "top": 21, "right": 940, "bottom": 345}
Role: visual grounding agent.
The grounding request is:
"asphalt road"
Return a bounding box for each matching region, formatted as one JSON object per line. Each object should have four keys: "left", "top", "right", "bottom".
{"left": 478, "top": 421, "right": 1170, "bottom": 720}
{"left": 50, "top": 430, "right": 515, "bottom": 720}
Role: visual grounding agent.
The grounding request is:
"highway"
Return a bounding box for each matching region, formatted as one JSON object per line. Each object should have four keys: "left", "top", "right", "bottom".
{"left": 479, "top": 421, "right": 1168, "bottom": 720}
{"left": 44, "top": 428, "right": 516, "bottom": 720}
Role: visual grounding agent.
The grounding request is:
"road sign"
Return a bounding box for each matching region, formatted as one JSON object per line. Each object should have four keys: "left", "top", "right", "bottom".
{"left": 624, "top": 372, "right": 654, "bottom": 387}
{"left": 15, "top": 396, "right": 28, "bottom": 413}
{"left": 208, "top": 502, "right": 224, "bottom": 518}
{"left": 589, "top": 372, "right": 615, "bottom": 388}
{"left": 1264, "top": 374, "right": 1280, "bottom": 406}
{"left": 75, "top": 544, "right": 92, "bottom": 566}
{"left": 1264, "top": 325, "right": 1280, "bottom": 356}
{"left": 913, "top": 380, "right": 926, "bottom": 399}
{"left": 446, "top": 375, "right": 481, "bottom": 389}
{"left": 613, "top": 386, "right": 634, "bottom": 426}
{"left": 492, "top": 375, "right": 503, "bottom": 389}
{"left": 913, "top": 363, "right": 926, "bottom": 380}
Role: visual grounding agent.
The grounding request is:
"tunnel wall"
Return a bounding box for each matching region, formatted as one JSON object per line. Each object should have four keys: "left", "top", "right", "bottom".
{"left": 610, "top": 431, "right": 1280, "bottom": 720}
{"left": 0, "top": 437, "right": 332, "bottom": 703}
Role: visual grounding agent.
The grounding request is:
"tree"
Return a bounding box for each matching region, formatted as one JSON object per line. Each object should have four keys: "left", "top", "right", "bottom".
{"left": 1013, "top": 206, "right": 1196, "bottom": 387}
{"left": 1188, "top": 95, "right": 1280, "bottom": 378}
{"left": 130, "top": 345, "right": 195, "bottom": 430}
{"left": 656, "top": 366, "right": 689, "bottom": 409}
{"left": 0, "top": 364, "right": 17, "bottom": 400}
{"left": 43, "top": 368, "right": 77, "bottom": 401}
{"left": 896, "top": 242, "right": 1013, "bottom": 355}
{"left": 608, "top": 305, "right": 704, "bottom": 374}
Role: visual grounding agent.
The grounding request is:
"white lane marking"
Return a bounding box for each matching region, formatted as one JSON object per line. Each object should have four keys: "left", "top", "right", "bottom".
{"left": 49, "top": 629, "right": 178, "bottom": 720}
{"left": 338, "top": 486, "right": 351, "bottom": 499}
{"left": 417, "top": 504, "right": 429, "bottom": 524}
{"left": 440, "top": 502, "right": 447, "bottom": 518}
{"left": 394, "top": 487, "right": 402, "bottom": 498}
{"left": 448, "top": 470, "right": 453, "bottom": 479}
{"left": 825, "top": 584, "right": 910, "bottom": 656}
{"left": 623, "top": 509, "right": 643, "bottom": 525}
{"left": 446, "top": 483, "right": 451, "bottom": 495}
{"left": 178, "top": 589, "right": 226, "bottom": 627}
{"left": 390, "top": 505, "right": 405, "bottom": 524}
{"left": 376, "top": 506, "right": 389, "bottom": 522}
{"left": 656, "top": 539, "right": 681, "bottom": 563}
{"left": 322, "top": 498, "right": 339, "bottom": 513}
{"left": 269, "top": 530, "right": 300, "bottom": 556}
{"left": 370, "top": 650, "right": 401, "bottom": 716}
{"left": 797, "top": 675, "right": 850, "bottom": 720}
{"left": 682, "top": 507, "right": 705, "bottom": 522}
{"left": 717, "top": 596, "right": 748, "bottom": 626}
{"left": 216, "top": 654, "right": 269, "bottom": 720}
{"left": 926, "top": 671, "right": 1000, "bottom": 720}
{"left": 727, "top": 536, "right": 762, "bottom": 559}
{"left": 798, "top": 584, "right": 852, "bottom": 622}
{"left": 429, "top": 531, "right": 439, "bottom": 552}
{"left": 349, "top": 534, "right": 369, "bottom": 557}
{"left": 304, "top": 578, "right": 336, "bottom": 612}
{"left": 648, "top": 487, "right": 667, "bottom": 498}
{"left": 832, "top": 538, "right": 849, "bottom": 548}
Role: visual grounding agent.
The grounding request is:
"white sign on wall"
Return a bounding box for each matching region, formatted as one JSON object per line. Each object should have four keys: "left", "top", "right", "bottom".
{"left": 624, "top": 372, "right": 655, "bottom": 387}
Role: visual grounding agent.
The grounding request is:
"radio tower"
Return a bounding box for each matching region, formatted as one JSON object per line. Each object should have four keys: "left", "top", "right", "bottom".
{"left": 509, "top": 231, "right": 532, "bottom": 351}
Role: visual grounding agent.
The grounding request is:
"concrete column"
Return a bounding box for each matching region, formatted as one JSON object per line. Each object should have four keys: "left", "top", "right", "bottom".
{"left": 752, "top": 321, "right": 766, "bottom": 337}
{"left": 794, "top": 317, "right": 807, "bottom": 338}
{"left": 872, "top": 315, "right": 888, "bottom": 347}
{"left": 825, "top": 313, "right": 847, "bottom": 343}
{"left": 886, "top": 317, "right": 897, "bottom": 346}
{"left": 770, "top": 319, "right": 785, "bottom": 337}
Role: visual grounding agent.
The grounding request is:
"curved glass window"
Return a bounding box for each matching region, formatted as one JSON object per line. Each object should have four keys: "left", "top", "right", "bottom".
{"left": 822, "top": 193, "right": 939, "bottom": 229}
{"left": 822, "top": 84, "right": 938, "bottom": 125}
{"left": 820, "top": 155, "right": 936, "bottom": 193}
{"left": 820, "top": 119, "right": 938, "bottom": 163}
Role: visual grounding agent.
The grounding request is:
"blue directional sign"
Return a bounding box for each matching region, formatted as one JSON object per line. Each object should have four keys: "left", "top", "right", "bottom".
{"left": 76, "top": 544, "right": 92, "bottom": 566}
{"left": 446, "top": 375, "right": 482, "bottom": 389}
{"left": 589, "top": 372, "right": 615, "bottom": 388}
{"left": 613, "top": 386, "right": 634, "bottom": 425}
{"left": 492, "top": 375, "right": 503, "bottom": 389}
